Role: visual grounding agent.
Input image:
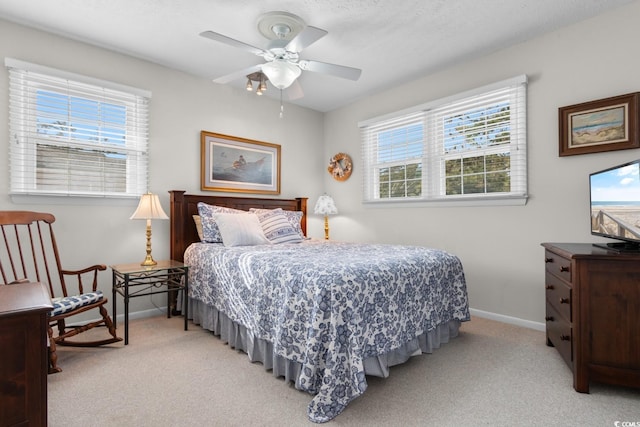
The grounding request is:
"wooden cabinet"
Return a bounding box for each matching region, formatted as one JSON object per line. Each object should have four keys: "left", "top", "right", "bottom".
{"left": 0, "top": 283, "right": 53, "bottom": 427}
{"left": 542, "top": 243, "right": 640, "bottom": 392}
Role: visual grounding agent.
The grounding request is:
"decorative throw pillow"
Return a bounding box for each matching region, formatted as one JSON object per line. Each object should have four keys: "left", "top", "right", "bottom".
{"left": 213, "top": 213, "right": 271, "bottom": 247}
{"left": 250, "top": 208, "right": 304, "bottom": 238}
{"left": 282, "top": 210, "right": 304, "bottom": 237}
{"left": 197, "top": 202, "right": 244, "bottom": 243}
{"left": 253, "top": 209, "right": 303, "bottom": 244}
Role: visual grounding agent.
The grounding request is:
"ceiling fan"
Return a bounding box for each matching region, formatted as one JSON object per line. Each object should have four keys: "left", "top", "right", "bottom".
{"left": 200, "top": 11, "right": 362, "bottom": 97}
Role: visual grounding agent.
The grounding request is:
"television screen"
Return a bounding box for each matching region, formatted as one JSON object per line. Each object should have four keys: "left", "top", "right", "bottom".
{"left": 590, "top": 159, "right": 640, "bottom": 251}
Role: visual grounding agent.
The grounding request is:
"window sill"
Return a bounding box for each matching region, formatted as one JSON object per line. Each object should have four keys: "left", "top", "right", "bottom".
{"left": 10, "top": 193, "right": 140, "bottom": 207}
{"left": 363, "top": 195, "right": 528, "bottom": 208}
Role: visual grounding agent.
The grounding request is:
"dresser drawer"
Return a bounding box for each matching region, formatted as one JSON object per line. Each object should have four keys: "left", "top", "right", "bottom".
{"left": 544, "top": 250, "right": 571, "bottom": 282}
{"left": 545, "top": 272, "right": 572, "bottom": 322}
{"left": 546, "top": 303, "right": 572, "bottom": 369}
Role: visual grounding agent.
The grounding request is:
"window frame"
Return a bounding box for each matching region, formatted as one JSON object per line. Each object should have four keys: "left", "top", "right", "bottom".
{"left": 6, "top": 58, "right": 151, "bottom": 202}
{"left": 360, "top": 75, "right": 528, "bottom": 207}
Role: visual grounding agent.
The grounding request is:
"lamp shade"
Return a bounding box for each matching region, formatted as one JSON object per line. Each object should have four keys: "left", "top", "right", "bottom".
{"left": 261, "top": 60, "right": 301, "bottom": 89}
{"left": 314, "top": 194, "right": 338, "bottom": 216}
{"left": 130, "top": 193, "right": 169, "bottom": 220}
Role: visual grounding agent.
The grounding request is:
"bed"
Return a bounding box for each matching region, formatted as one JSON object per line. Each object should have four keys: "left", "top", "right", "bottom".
{"left": 168, "top": 191, "right": 470, "bottom": 423}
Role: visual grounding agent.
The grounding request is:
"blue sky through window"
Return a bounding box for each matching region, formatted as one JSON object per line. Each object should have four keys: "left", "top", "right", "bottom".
{"left": 443, "top": 102, "right": 510, "bottom": 152}
{"left": 377, "top": 123, "right": 423, "bottom": 163}
{"left": 36, "top": 90, "right": 126, "bottom": 146}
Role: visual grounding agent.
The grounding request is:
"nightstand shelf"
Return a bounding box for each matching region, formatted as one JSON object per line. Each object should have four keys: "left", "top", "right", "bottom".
{"left": 111, "top": 260, "right": 188, "bottom": 345}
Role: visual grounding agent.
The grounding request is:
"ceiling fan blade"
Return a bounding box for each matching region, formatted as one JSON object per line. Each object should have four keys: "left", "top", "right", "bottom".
{"left": 298, "top": 60, "right": 362, "bottom": 81}
{"left": 286, "top": 79, "right": 304, "bottom": 100}
{"left": 285, "top": 26, "right": 328, "bottom": 53}
{"left": 200, "top": 30, "right": 266, "bottom": 56}
{"left": 212, "top": 64, "right": 262, "bottom": 84}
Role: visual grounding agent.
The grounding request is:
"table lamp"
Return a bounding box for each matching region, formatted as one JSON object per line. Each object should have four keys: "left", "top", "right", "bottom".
{"left": 130, "top": 193, "right": 169, "bottom": 266}
{"left": 314, "top": 194, "right": 338, "bottom": 240}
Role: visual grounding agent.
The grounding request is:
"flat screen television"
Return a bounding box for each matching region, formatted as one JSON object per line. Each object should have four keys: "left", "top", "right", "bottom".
{"left": 590, "top": 159, "right": 640, "bottom": 252}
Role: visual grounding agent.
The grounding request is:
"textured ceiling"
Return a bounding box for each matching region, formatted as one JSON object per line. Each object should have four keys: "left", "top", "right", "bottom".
{"left": 0, "top": 0, "right": 634, "bottom": 112}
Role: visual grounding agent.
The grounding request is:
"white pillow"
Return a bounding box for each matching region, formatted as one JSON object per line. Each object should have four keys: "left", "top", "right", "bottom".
{"left": 213, "top": 213, "right": 271, "bottom": 247}
{"left": 197, "top": 202, "right": 245, "bottom": 243}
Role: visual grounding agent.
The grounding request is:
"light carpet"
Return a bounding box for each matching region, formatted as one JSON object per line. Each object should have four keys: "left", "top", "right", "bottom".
{"left": 47, "top": 314, "right": 640, "bottom": 426}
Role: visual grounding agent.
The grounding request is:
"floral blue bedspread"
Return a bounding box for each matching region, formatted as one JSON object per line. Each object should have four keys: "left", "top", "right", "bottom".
{"left": 184, "top": 239, "right": 470, "bottom": 423}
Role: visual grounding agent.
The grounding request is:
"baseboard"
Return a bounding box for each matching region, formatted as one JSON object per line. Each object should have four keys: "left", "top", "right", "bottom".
{"left": 83, "top": 306, "right": 545, "bottom": 334}
{"left": 115, "top": 307, "right": 167, "bottom": 323}
{"left": 469, "top": 308, "right": 545, "bottom": 332}
{"left": 65, "top": 306, "right": 165, "bottom": 328}
{"left": 125, "top": 307, "right": 546, "bottom": 332}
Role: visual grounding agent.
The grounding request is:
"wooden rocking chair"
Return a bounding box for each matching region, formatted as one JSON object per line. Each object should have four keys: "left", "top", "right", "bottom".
{"left": 0, "top": 211, "right": 121, "bottom": 373}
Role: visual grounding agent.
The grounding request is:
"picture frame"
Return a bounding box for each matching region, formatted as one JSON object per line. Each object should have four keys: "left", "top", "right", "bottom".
{"left": 200, "top": 131, "right": 281, "bottom": 194}
{"left": 559, "top": 92, "right": 640, "bottom": 156}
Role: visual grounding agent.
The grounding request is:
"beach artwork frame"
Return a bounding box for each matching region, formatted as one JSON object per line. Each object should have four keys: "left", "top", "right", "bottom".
{"left": 201, "top": 131, "right": 281, "bottom": 194}
{"left": 559, "top": 92, "right": 640, "bottom": 156}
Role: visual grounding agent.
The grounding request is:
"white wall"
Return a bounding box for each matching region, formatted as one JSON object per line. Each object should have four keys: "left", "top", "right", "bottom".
{"left": 0, "top": 19, "right": 326, "bottom": 315}
{"left": 323, "top": 1, "right": 640, "bottom": 326}
{"left": 2, "top": 1, "right": 639, "bottom": 326}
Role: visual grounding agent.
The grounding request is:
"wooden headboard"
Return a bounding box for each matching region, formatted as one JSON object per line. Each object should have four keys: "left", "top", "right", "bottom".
{"left": 168, "top": 190, "right": 308, "bottom": 262}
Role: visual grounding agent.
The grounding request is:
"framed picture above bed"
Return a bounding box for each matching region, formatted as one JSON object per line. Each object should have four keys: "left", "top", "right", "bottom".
{"left": 201, "top": 131, "right": 281, "bottom": 194}
{"left": 559, "top": 92, "right": 640, "bottom": 156}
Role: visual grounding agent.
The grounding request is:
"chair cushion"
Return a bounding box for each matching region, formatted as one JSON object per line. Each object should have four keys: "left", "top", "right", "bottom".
{"left": 51, "top": 291, "right": 104, "bottom": 316}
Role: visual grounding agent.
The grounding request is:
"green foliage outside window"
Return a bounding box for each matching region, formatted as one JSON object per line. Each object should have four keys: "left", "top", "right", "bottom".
{"left": 445, "top": 153, "right": 510, "bottom": 195}
{"left": 379, "top": 163, "right": 422, "bottom": 198}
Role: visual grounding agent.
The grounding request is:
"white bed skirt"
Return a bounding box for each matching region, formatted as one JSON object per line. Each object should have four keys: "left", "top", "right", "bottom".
{"left": 188, "top": 297, "right": 461, "bottom": 386}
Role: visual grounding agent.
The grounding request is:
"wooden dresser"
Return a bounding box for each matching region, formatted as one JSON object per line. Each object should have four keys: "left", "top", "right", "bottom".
{"left": 542, "top": 243, "right": 640, "bottom": 392}
{"left": 0, "top": 283, "right": 53, "bottom": 427}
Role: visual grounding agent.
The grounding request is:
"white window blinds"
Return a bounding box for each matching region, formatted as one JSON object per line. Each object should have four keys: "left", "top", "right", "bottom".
{"left": 360, "top": 75, "right": 527, "bottom": 205}
{"left": 6, "top": 58, "right": 151, "bottom": 199}
{"left": 361, "top": 111, "right": 425, "bottom": 201}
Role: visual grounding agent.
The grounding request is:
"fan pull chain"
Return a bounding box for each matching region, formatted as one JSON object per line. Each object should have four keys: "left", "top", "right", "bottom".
{"left": 279, "top": 89, "right": 284, "bottom": 118}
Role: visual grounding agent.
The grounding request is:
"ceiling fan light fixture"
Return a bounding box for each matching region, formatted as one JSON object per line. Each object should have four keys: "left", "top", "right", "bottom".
{"left": 246, "top": 78, "right": 253, "bottom": 91}
{"left": 261, "top": 60, "right": 301, "bottom": 90}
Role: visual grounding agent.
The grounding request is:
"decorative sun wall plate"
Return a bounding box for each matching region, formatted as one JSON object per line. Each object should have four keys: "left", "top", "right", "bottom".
{"left": 327, "top": 153, "right": 352, "bottom": 181}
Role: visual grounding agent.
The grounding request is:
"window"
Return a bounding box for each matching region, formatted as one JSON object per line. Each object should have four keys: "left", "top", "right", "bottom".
{"left": 6, "top": 58, "right": 150, "bottom": 199}
{"left": 360, "top": 75, "right": 527, "bottom": 205}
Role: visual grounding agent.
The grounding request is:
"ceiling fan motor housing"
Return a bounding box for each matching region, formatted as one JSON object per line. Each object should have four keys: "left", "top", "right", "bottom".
{"left": 257, "top": 11, "right": 306, "bottom": 41}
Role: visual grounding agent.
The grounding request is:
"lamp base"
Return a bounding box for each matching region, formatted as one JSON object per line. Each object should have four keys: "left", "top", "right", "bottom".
{"left": 140, "top": 255, "right": 157, "bottom": 266}
{"left": 324, "top": 215, "right": 330, "bottom": 240}
{"left": 141, "top": 222, "right": 157, "bottom": 266}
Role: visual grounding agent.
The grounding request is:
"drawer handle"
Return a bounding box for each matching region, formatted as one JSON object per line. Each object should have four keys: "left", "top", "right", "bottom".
{"left": 545, "top": 257, "right": 553, "bottom": 263}
{"left": 559, "top": 297, "right": 570, "bottom": 304}
{"left": 545, "top": 284, "right": 554, "bottom": 290}
{"left": 560, "top": 335, "right": 571, "bottom": 341}
{"left": 545, "top": 316, "right": 554, "bottom": 322}
{"left": 560, "top": 266, "right": 570, "bottom": 272}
